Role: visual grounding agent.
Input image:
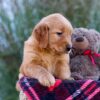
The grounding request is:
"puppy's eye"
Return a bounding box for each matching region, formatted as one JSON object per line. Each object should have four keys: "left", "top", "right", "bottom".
{"left": 56, "top": 32, "right": 63, "bottom": 36}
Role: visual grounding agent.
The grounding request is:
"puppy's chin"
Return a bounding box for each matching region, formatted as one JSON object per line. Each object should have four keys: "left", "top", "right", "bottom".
{"left": 53, "top": 48, "right": 70, "bottom": 54}
{"left": 65, "top": 49, "right": 71, "bottom": 54}
{"left": 50, "top": 45, "right": 70, "bottom": 54}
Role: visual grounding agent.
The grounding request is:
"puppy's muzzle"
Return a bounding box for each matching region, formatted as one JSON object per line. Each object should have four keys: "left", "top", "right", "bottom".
{"left": 66, "top": 45, "right": 72, "bottom": 52}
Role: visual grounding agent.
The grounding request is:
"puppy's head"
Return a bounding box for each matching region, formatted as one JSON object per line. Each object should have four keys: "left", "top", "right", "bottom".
{"left": 33, "top": 13, "right": 73, "bottom": 53}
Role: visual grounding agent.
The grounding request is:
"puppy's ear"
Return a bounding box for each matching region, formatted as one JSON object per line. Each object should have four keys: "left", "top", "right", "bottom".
{"left": 34, "top": 22, "right": 49, "bottom": 48}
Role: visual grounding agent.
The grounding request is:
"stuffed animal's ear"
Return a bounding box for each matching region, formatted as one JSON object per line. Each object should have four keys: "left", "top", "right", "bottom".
{"left": 90, "top": 29, "right": 100, "bottom": 40}
{"left": 33, "top": 22, "right": 49, "bottom": 48}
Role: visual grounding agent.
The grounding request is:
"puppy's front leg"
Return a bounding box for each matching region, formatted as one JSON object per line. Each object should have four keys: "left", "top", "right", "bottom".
{"left": 21, "top": 65, "right": 55, "bottom": 87}
{"left": 55, "top": 63, "right": 73, "bottom": 80}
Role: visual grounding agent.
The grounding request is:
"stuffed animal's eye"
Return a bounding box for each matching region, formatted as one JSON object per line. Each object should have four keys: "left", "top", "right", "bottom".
{"left": 56, "top": 32, "right": 63, "bottom": 36}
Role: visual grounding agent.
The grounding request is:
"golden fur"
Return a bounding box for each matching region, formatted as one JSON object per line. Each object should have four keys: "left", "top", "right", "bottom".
{"left": 19, "top": 13, "right": 73, "bottom": 87}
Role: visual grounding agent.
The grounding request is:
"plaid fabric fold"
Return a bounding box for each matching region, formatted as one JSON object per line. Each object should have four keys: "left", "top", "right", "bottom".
{"left": 19, "top": 77, "right": 100, "bottom": 100}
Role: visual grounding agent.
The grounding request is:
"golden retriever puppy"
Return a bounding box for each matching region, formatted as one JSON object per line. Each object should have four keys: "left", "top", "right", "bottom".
{"left": 19, "top": 13, "right": 73, "bottom": 87}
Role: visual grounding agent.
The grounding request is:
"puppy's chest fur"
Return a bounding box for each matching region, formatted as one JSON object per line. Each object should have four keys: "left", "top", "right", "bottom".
{"left": 34, "top": 50, "right": 68, "bottom": 74}
{"left": 37, "top": 51, "right": 59, "bottom": 73}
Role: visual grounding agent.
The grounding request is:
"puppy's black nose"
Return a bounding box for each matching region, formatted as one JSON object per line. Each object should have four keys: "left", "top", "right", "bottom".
{"left": 76, "top": 37, "right": 84, "bottom": 42}
{"left": 66, "top": 45, "right": 72, "bottom": 51}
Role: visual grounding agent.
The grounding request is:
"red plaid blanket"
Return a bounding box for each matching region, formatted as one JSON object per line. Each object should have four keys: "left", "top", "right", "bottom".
{"left": 19, "top": 77, "right": 100, "bottom": 100}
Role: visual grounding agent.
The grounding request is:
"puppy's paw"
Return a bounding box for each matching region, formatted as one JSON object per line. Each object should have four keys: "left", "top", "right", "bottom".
{"left": 38, "top": 73, "right": 55, "bottom": 87}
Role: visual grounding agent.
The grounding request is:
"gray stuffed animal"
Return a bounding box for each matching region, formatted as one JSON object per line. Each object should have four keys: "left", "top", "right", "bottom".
{"left": 70, "top": 28, "right": 100, "bottom": 80}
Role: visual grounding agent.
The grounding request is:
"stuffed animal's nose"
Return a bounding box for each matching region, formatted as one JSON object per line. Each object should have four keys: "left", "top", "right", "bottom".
{"left": 76, "top": 37, "right": 84, "bottom": 42}
{"left": 66, "top": 45, "right": 72, "bottom": 51}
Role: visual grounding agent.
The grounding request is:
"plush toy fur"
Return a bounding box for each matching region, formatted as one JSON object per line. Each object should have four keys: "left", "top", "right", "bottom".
{"left": 70, "top": 28, "right": 100, "bottom": 80}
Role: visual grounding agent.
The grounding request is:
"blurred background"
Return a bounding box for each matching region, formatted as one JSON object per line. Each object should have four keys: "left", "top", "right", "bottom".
{"left": 0, "top": 0, "right": 100, "bottom": 99}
